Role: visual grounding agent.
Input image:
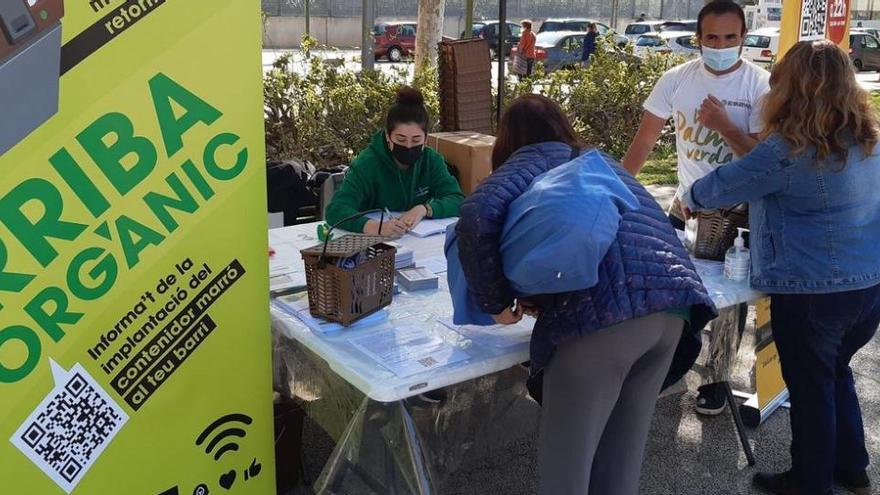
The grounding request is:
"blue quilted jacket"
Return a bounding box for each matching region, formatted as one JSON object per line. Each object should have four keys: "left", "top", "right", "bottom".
{"left": 456, "top": 142, "right": 718, "bottom": 389}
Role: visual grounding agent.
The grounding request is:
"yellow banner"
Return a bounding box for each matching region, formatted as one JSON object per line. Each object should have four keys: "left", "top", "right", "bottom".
{"left": 780, "top": 0, "right": 852, "bottom": 57}
{"left": 0, "top": 1, "right": 273, "bottom": 494}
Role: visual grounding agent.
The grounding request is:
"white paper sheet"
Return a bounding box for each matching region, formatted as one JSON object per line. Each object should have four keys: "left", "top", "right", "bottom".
{"left": 348, "top": 325, "right": 469, "bottom": 377}
{"left": 366, "top": 212, "right": 458, "bottom": 238}
{"left": 418, "top": 256, "right": 449, "bottom": 274}
{"left": 438, "top": 318, "right": 535, "bottom": 349}
{"left": 274, "top": 293, "right": 390, "bottom": 334}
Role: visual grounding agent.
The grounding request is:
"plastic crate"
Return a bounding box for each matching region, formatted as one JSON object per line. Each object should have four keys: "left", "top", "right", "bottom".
{"left": 694, "top": 204, "right": 749, "bottom": 261}
{"left": 301, "top": 235, "right": 396, "bottom": 326}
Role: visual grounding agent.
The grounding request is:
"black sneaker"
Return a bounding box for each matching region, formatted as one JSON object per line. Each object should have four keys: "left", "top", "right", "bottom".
{"left": 835, "top": 470, "right": 872, "bottom": 495}
{"left": 695, "top": 383, "right": 727, "bottom": 416}
{"left": 753, "top": 471, "right": 804, "bottom": 495}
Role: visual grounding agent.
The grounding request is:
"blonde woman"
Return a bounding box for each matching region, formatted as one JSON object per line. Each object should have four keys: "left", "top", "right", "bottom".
{"left": 685, "top": 40, "right": 880, "bottom": 495}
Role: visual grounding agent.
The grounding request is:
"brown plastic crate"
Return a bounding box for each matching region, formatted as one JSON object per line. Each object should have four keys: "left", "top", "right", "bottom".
{"left": 694, "top": 204, "right": 749, "bottom": 261}
{"left": 439, "top": 38, "right": 493, "bottom": 134}
{"left": 301, "top": 235, "right": 396, "bottom": 326}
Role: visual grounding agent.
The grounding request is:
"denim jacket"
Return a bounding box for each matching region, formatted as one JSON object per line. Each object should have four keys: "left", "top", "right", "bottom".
{"left": 684, "top": 133, "right": 880, "bottom": 294}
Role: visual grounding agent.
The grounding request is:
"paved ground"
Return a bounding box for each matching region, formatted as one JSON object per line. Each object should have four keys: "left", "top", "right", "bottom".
{"left": 284, "top": 183, "right": 880, "bottom": 495}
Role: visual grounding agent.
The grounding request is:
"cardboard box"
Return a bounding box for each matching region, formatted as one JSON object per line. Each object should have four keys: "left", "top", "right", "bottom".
{"left": 428, "top": 131, "right": 495, "bottom": 196}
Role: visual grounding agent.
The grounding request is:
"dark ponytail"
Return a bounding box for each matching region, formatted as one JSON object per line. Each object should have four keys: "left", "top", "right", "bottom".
{"left": 386, "top": 86, "right": 430, "bottom": 134}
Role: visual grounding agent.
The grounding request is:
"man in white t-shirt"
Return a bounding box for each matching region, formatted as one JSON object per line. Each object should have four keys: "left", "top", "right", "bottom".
{"left": 622, "top": 1, "right": 770, "bottom": 416}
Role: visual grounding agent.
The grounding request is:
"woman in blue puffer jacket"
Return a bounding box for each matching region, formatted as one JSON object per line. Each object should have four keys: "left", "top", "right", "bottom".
{"left": 455, "top": 94, "right": 717, "bottom": 495}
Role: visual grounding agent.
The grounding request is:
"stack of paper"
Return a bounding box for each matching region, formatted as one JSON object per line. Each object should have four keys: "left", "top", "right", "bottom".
{"left": 397, "top": 267, "right": 440, "bottom": 291}
{"left": 267, "top": 229, "right": 322, "bottom": 293}
{"left": 387, "top": 241, "right": 414, "bottom": 270}
{"left": 274, "top": 293, "right": 389, "bottom": 334}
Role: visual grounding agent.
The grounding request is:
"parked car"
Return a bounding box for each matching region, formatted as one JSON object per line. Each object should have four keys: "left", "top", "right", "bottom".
{"left": 854, "top": 26, "right": 880, "bottom": 40}
{"left": 850, "top": 31, "right": 880, "bottom": 71}
{"left": 633, "top": 31, "right": 699, "bottom": 59}
{"left": 538, "top": 18, "right": 628, "bottom": 47}
{"left": 511, "top": 31, "right": 587, "bottom": 72}
{"left": 468, "top": 21, "right": 521, "bottom": 59}
{"left": 742, "top": 28, "right": 780, "bottom": 67}
{"left": 624, "top": 21, "right": 665, "bottom": 42}
{"left": 660, "top": 20, "right": 698, "bottom": 32}
{"left": 373, "top": 22, "right": 417, "bottom": 62}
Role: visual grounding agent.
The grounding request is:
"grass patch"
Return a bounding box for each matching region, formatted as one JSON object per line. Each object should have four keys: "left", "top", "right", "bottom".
{"left": 640, "top": 154, "right": 678, "bottom": 186}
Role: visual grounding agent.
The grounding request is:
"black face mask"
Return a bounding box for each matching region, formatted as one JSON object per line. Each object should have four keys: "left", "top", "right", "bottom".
{"left": 391, "top": 143, "right": 424, "bottom": 167}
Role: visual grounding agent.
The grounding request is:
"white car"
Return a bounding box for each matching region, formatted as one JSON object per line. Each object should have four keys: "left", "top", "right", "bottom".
{"left": 633, "top": 31, "right": 700, "bottom": 59}
{"left": 624, "top": 21, "right": 666, "bottom": 42}
{"left": 742, "top": 27, "right": 780, "bottom": 67}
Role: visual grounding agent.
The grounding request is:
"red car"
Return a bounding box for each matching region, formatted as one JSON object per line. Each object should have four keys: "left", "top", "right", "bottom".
{"left": 373, "top": 22, "right": 417, "bottom": 62}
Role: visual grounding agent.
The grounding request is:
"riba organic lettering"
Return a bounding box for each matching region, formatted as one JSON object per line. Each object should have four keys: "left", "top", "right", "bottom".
{"left": 0, "top": 73, "right": 249, "bottom": 384}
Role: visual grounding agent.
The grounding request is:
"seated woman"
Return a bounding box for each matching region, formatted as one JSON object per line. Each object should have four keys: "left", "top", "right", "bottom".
{"left": 685, "top": 40, "right": 880, "bottom": 495}
{"left": 455, "top": 94, "right": 717, "bottom": 495}
{"left": 324, "top": 87, "right": 464, "bottom": 236}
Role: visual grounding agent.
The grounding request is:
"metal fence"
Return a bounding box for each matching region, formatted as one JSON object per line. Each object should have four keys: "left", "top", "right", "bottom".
{"left": 262, "top": 0, "right": 706, "bottom": 21}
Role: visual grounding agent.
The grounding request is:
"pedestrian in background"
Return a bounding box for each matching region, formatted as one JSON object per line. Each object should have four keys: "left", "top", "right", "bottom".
{"left": 582, "top": 23, "right": 598, "bottom": 66}
{"left": 517, "top": 20, "right": 537, "bottom": 80}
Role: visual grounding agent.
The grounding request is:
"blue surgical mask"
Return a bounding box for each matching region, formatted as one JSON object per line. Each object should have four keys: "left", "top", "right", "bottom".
{"left": 701, "top": 46, "right": 741, "bottom": 72}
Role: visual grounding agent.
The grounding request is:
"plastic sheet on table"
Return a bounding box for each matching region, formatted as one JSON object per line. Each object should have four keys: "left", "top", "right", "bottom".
{"left": 272, "top": 310, "right": 539, "bottom": 493}
{"left": 299, "top": 359, "right": 537, "bottom": 494}
{"left": 691, "top": 258, "right": 763, "bottom": 309}
{"left": 273, "top": 327, "right": 364, "bottom": 442}
{"left": 269, "top": 276, "right": 532, "bottom": 403}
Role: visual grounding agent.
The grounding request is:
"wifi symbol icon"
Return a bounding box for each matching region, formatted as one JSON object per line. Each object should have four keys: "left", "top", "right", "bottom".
{"left": 196, "top": 413, "right": 253, "bottom": 461}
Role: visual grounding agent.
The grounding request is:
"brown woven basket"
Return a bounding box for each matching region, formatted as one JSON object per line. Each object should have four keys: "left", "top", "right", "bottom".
{"left": 301, "top": 235, "right": 396, "bottom": 326}
{"left": 694, "top": 204, "right": 749, "bottom": 261}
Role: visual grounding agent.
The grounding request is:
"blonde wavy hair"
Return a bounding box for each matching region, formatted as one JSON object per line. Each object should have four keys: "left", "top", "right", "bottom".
{"left": 761, "top": 40, "right": 880, "bottom": 164}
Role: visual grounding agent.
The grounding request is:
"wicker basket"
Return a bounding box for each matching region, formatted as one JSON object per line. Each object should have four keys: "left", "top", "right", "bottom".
{"left": 693, "top": 204, "right": 749, "bottom": 261}
{"left": 301, "top": 235, "right": 396, "bottom": 326}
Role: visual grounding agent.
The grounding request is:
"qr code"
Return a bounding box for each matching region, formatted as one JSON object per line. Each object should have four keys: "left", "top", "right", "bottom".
{"left": 418, "top": 357, "right": 439, "bottom": 367}
{"left": 11, "top": 362, "right": 128, "bottom": 494}
{"left": 800, "top": 0, "right": 827, "bottom": 39}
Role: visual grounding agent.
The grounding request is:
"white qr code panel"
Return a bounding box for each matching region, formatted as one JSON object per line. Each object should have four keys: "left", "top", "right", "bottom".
{"left": 800, "top": 0, "right": 828, "bottom": 40}
{"left": 11, "top": 362, "right": 129, "bottom": 494}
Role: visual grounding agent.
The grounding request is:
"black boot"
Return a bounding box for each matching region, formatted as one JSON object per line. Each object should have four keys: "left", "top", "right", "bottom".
{"left": 753, "top": 471, "right": 805, "bottom": 495}
{"left": 835, "top": 470, "right": 871, "bottom": 495}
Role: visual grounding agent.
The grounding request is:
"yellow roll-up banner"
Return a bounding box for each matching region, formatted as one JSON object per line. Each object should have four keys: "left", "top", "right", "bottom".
{"left": 0, "top": 1, "right": 274, "bottom": 494}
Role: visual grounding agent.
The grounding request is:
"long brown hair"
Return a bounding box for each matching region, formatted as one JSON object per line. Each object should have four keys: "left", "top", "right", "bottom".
{"left": 762, "top": 40, "right": 880, "bottom": 163}
{"left": 492, "top": 95, "right": 584, "bottom": 170}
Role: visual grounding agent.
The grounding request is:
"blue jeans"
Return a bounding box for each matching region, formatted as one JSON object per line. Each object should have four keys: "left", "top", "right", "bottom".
{"left": 770, "top": 284, "right": 880, "bottom": 495}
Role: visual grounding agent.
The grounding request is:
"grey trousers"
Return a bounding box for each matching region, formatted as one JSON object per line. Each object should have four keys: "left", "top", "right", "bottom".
{"left": 538, "top": 313, "right": 684, "bottom": 495}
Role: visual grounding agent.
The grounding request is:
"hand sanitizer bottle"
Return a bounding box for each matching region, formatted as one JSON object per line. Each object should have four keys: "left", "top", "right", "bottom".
{"left": 724, "top": 228, "right": 750, "bottom": 281}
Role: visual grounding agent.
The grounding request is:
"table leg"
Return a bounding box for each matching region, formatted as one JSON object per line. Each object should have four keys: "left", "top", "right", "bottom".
{"left": 313, "top": 397, "right": 435, "bottom": 494}
{"left": 722, "top": 381, "right": 756, "bottom": 466}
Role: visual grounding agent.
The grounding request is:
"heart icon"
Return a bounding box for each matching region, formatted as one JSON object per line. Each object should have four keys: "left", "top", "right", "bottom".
{"left": 219, "top": 470, "right": 236, "bottom": 490}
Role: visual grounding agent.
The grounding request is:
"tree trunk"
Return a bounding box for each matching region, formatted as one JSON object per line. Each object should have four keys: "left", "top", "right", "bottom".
{"left": 414, "top": 0, "right": 446, "bottom": 75}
